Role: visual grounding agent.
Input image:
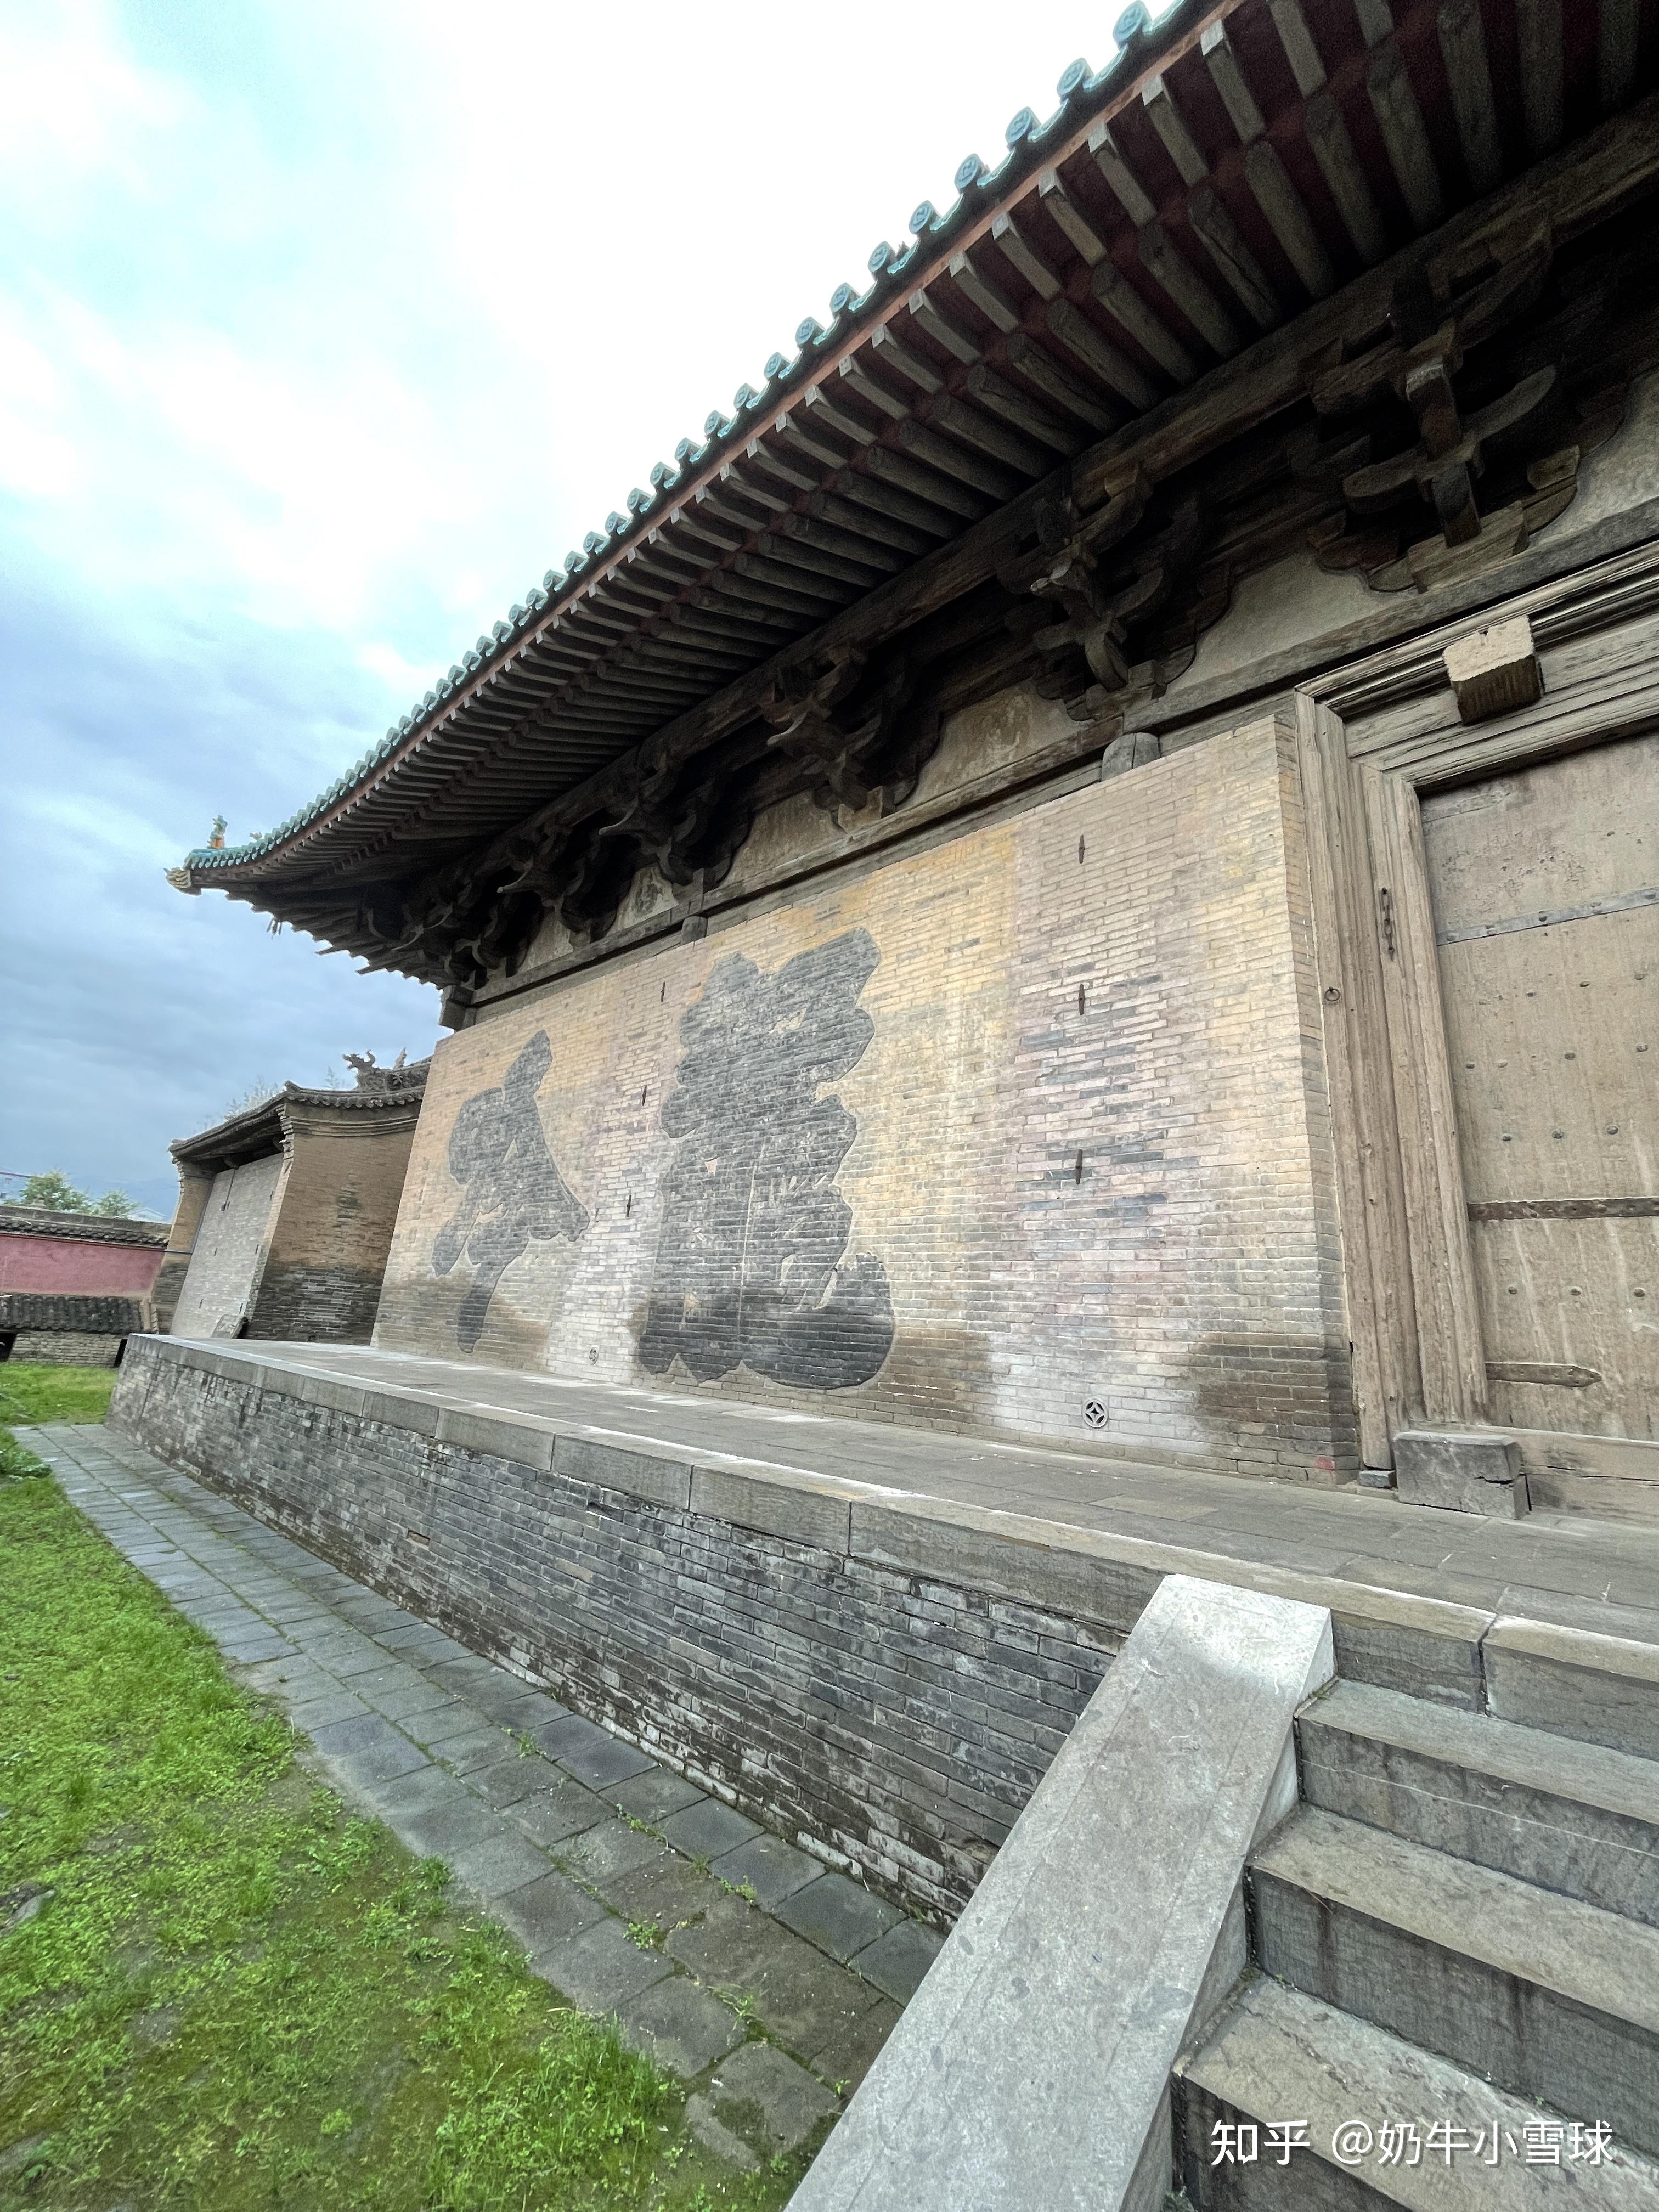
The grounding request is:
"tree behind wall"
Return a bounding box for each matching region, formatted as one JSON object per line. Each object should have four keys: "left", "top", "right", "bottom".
{"left": 18, "top": 1172, "right": 135, "bottom": 1217}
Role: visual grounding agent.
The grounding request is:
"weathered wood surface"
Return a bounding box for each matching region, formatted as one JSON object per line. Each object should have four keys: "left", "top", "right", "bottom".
{"left": 1421, "top": 730, "right": 1659, "bottom": 1443}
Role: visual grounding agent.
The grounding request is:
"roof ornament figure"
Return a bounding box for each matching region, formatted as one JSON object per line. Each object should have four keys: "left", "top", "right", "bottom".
{"left": 207, "top": 815, "right": 227, "bottom": 849}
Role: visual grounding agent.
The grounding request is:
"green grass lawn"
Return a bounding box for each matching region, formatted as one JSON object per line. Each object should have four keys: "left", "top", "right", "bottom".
{"left": 0, "top": 1363, "right": 117, "bottom": 1476}
{"left": 0, "top": 1402, "right": 802, "bottom": 2210}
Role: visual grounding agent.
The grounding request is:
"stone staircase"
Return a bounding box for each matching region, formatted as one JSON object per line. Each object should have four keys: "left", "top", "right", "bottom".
{"left": 1173, "top": 1675, "right": 1659, "bottom": 2207}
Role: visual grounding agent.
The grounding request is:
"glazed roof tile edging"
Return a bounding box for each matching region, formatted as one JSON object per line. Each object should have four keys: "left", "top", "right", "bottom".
{"left": 0, "top": 1207, "right": 169, "bottom": 1248}
{"left": 172, "top": 0, "right": 1204, "bottom": 879}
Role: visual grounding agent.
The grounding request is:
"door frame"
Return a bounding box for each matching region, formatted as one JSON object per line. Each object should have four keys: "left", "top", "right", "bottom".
{"left": 1295, "top": 539, "right": 1659, "bottom": 1471}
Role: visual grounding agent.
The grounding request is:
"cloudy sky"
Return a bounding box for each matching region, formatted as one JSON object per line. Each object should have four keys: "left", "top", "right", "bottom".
{"left": 1, "top": 0, "right": 1143, "bottom": 1217}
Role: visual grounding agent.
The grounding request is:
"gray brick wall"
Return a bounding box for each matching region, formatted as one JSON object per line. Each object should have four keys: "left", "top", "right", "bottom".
{"left": 114, "top": 1340, "right": 1117, "bottom": 1918}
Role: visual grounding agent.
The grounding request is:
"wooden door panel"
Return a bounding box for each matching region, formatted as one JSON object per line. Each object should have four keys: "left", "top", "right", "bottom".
{"left": 1433, "top": 911, "right": 1656, "bottom": 1200}
{"left": 1471, "top": 1215, "right": 1658, "bottom": 1438}
{"left": 1420, "top": 730, "right": 1657, "bottom": 1441}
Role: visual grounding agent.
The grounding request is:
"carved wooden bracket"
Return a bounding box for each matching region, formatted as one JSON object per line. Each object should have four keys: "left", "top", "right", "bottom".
{"left": 758, "top": 648, "right": 939, "bottom": 815}
{"left": 1301, "top": 212, "right": 1627, "bottom": 594}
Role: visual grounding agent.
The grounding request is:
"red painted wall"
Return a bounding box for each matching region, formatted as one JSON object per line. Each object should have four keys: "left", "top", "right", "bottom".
{"left": 0, "top": 1234, "right": 166, "bottom": 1297}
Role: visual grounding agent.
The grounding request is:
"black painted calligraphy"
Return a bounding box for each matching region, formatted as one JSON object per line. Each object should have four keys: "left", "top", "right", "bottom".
{"left": 433, "top": 1030, "right": 588, "bottom": 1351}
{"left": 638, "top": 928, "right": 894, "bottom": 1389}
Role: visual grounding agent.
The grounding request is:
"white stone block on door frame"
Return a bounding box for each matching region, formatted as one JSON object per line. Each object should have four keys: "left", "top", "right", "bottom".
{"left": 787, "top": 1573, "right": 1334, "bottom": 2212}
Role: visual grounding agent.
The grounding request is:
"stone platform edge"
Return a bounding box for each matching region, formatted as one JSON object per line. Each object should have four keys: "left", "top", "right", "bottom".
{"left": 105, "top": 1332, "right": 1643, "bottom": 1728}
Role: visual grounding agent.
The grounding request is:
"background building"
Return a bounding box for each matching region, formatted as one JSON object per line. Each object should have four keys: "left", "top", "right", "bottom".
{"left": 0, "top": 1205, "right": 168, "bottom": 1363}
{"left": 162, "top": 1056, "right": 428, "bottom": 1343}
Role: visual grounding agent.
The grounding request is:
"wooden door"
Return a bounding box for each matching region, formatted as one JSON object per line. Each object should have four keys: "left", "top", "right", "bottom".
{"left": 1420, "top": 732, "right": 1658, "bottom": 1441}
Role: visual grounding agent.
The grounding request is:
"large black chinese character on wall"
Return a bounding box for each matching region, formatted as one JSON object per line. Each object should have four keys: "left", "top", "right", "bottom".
{"left": 638, "top": 929, "right": 894, "bottom": 1390}
{"left": 433, "top": 1030, "right": 588, "bottom": 1351}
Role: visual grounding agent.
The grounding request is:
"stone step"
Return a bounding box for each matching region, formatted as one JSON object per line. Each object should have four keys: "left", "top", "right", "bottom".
{"left": 1296, "top": 1680, "right": 1659, "bottom": 1926}
{"left": 1482, "top": 1618, "right": 1659, "bottom": 1764}
{"left": 1249, "top": 1808, "right": 1659, "bottom": 2159}
{"left": 1175, "top": 1974, "right": 1659, "bottom": 2209}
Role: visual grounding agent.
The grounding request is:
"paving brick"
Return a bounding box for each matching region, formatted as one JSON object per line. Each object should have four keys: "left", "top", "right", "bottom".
{"left": 397, "top": 1796, "right": 510, "bottom": 1860}
{"left": 469, "top": 1754, "right": 556, "bottom": 1809}
{"left": 326, "top": 1734, "right": 430, "bottom": 1788}
{"left": 401, "top": 1698, "right": 484, "bottom": 1747}
{"left": 444, "top": 1826, "right": 551, "bottom": 1900}
{"left": 712, "top": 1834, "right": 822, "bottom": 1910}
{"left": 286, "top": 1690, "right": 370, "bottom": 1731}
{"left": 503, "top": 1781, "right": 610, "bottom": 1849}
{"left": 556, "top": 1820, "right": 670, "bottom": 1892}
{"left": 800, "top": 1992, "right": 902, "bottom": 2091}
{"left": 662, "top": 1801, "right": 761, "bottom": 1863}
{"left": 776, "top": 1873, "right": 904, "bottom": 1965}
{"left": 851, "top": 1917, "right": 945, "bottom": 2003}
{"left": 438, "top": 1727, "right": 516, "bottom": 1774}
{"left": 368, "top": 1678, "right": 459, "bottom": 1723}
{"left": 608, "top": 1770, "right": 707, "bottom": 1825}
{"left": 707, "top": 2040, "right": 839, "bottom": 2153}
{"left": 492, "top": 1870, "right": 608, "bottom": 1955}
{"left": 531, "top": 1917, "right": 674, "bottom": 2012}
{"left": 553, "top": 1733, "right": 657, "bottom": 1792}
{"left": 617, "top": 1976, "right": 743, "bottom": 2078}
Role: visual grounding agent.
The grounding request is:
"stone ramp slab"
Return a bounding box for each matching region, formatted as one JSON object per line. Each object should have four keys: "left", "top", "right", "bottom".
{"left": 788, "top": 1573, "right": 1334, "bottom": 2212}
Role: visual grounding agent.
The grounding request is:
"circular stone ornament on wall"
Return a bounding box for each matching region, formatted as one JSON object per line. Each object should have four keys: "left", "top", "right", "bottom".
{"left": 1082, "top": 1397, "right": 1108, "bottom": 1431}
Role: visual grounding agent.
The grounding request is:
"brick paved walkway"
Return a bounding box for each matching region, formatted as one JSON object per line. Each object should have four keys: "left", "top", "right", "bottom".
{"left": 28, "top": 1421, "right": 942, "bottom": 2169}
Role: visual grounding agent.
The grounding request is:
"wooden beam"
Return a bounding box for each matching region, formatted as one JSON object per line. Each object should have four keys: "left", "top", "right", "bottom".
{"left": 907, "top": 287, "right": 981, "bottom": 363}
{"left": 1074, "top": 92, "right": 1659, "bottom": 515}
{"left": 1047, "top": 296, "right": 1163, "bottom": 409}
{"left": 720, "top": 460, "right": 791, "bottom": 515}
{"left": 1087, "top": 120, "right": 1157, "bottom": 227}
{"left": 859, "top": 440, "right": 989, "bottom": 519}
{"left": 807, "top": 488, "right": 934, "bottom": 555}
{"left": 1267, "top": 0, "right": 1325, "bottom": 95}
{"left": 929, "top": 390, "right": 1051, "bottom": 475}
{"left": 1200, "top": 21, "right": 1265, "bottom": 139}
{"left": 1036, "top": 171, "right": 1113, "bottom": 266}
{"left": 1353, "top": 0, "right": 1394, "bottom": 47}
{"left": 801, "top": 385, "right": 878, "bottom": 447}
{"left": 1199, "top": 20, "right": 1333, "bottom": 297}
{"left": 777, "top": 510, "right": 906, "bottom": 573}
{"left": 757, "top": 528, "right": 885, "bottom": 589}
{"left": 1515, "top": 0, "right": 1563, "bottom": 155}
{"left": 1244, "top": 142, "right": 1336, "bottom": 295}
{"left": 1304, "top": 87, "right": 1390, "bottom": 262}
{"left": 1090, "top": 262, "right": 1195, "bottom": 384}
{"left": 1003, "top": 331, "right": 1121, "bottom": 432}
{"left": 947, "top": 250, "right": 1021, "bottom": 333}
{"left": 1437, "top": 0, "right": 1504, "bottom": 194}
{"left": 870, "top": 323, "right": 943, "bottom": 394}
{"left": 1142, "top": 74, "right": 1209, "bottom": 186}
{"left": 891, "top": 416, "right": 1021, "bottom": 499}
{"left": 832, "top": 466, "right": 962, "bottom": 533}
{"left": 964, "top": 362, "right": 1084, "bottom": 452}
{"left": 1600, "top": 0, "right": 1639, "bottom": 110}
{"left": 1136, "top": 222, "right": 1242, "bottom": 355}
{"left": 838, "top": 356, "right": 910, "bottom": 421}
{"left": 990, "top": 211, "right": 1063, "bottom": 300}
{"left": 1187, "top": 184, "right": 1280, "bottom": 327}
{"left": 1367, "top": 41, "right": 1444, "bottom": 229}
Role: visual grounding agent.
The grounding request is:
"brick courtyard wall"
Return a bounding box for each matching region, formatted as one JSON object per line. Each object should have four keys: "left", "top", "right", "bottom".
{"left": 376, "top": 714, "right": 1356, "bottom": 1482}
{"left": 111, "top": 1339, "right": 1122, "bottom": 1919}
{"left": 250, "top": 1104, "right": 420, "bottom": 1343}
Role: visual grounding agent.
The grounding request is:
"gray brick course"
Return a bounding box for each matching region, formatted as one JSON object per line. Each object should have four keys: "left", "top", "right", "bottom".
{"left": 114, "top": 1342, "right": 1121, "bottom": 1915}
